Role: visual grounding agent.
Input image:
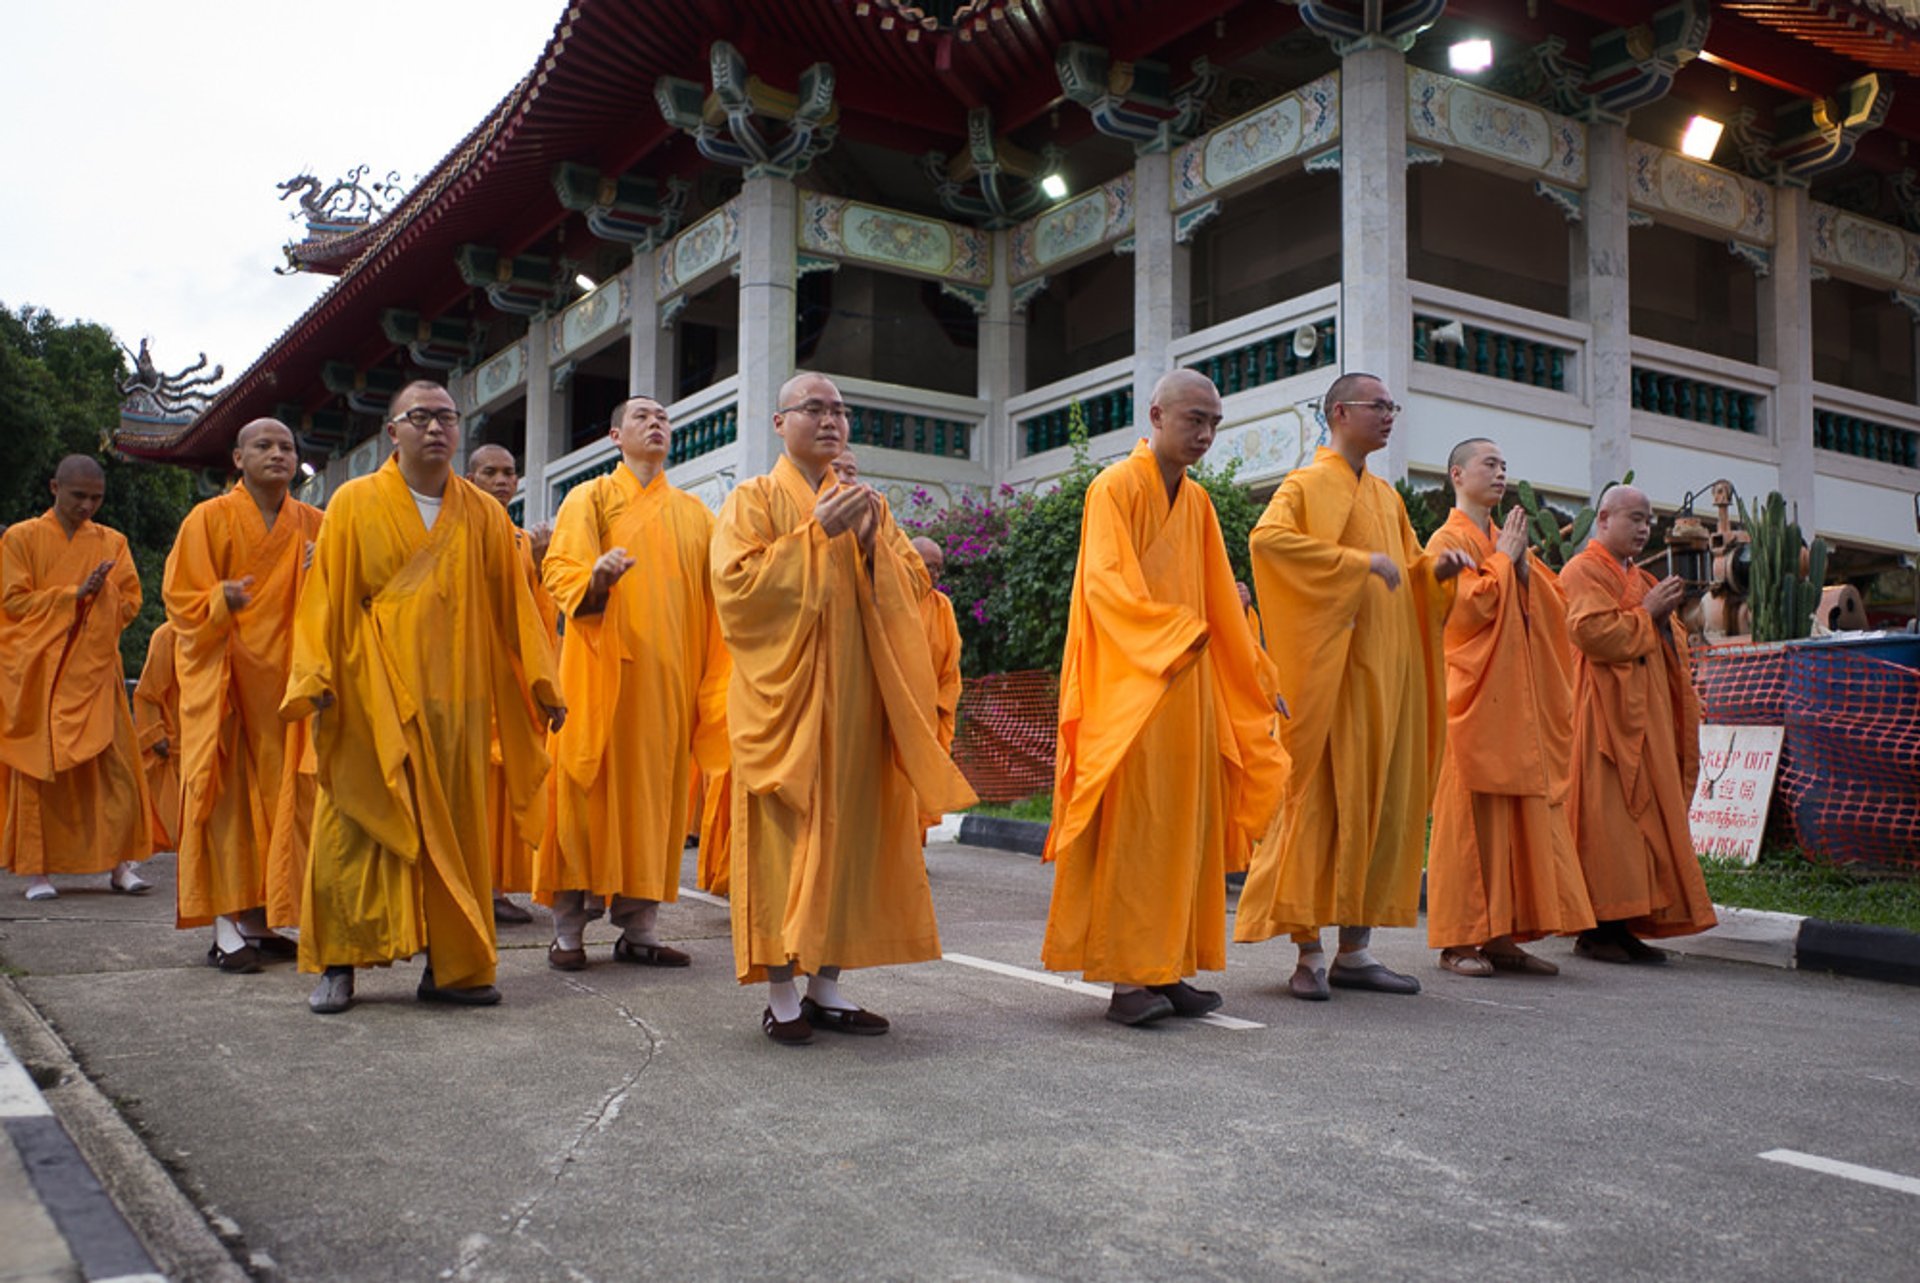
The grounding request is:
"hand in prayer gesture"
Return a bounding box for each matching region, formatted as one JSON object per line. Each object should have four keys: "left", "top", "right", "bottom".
{"left": 589, "top": 547, "right": 635, "bottom": 595}
{"left": 852, "top": 488, "right": 882, "bottom": 560}
{"left": 813, "top": 483, "right": 873, "bottom": 540}
{"left": 78, "top": 558, "right": 115, "bottom": 600}
{"left": 1432, "top": 549, "right": 1474, "bottom": 583}
{"left": 223, "top": 576, "right": 256, "bottom": 611}
{"left": 1494, "top": 506, "right": 1531, "bottom": 582}
{"left": 1643, "top": 575, "right": 1687, "bottom": 624}
{"left": 1368, "top": 552, "right": 1403, "bottom": 591}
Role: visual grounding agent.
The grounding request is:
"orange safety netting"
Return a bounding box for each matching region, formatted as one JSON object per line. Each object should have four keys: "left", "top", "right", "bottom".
{"left": 1692, "top": 638, "right": 1920, "bottom": 873}
{"left": 953, "top": 670, "right": 1058, "bottom": 803}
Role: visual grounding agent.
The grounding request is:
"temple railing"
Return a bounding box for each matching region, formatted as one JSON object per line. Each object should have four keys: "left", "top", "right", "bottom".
{"left": 1173, "top": 285, "right": 1340, "bottom": 400}
{"left": 1009, "top": 356, "right": 1134, "bottom": 460}
{"left": 1812, "top": 383, "right": 1920, "bottom": 471}
{"left": 1628, "top": 339, "right": 1768, "bottom": 436}
{"left": 1408, "top": 283, "right": 1585, "bottom": 399}
{"left": 544, "top": 375, "right": 740, "bottom": 512}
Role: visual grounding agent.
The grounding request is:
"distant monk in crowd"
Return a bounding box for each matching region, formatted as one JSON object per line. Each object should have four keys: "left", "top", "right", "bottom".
{"left": 711, "top": 371, "right": 974, "bottom": 1044}
{"left": 1041, "top": 370, "right": 1288, "bottom": 1026}
{"left": 0, "top": 455, "right": 154, "bottom": 901}
{"left": 1236, "top": 375, "right": 1468, "bottom": 998}
{"left": 911, "top": 536, "right": 963, "bottom": 766}
{"left": 164, "top": 417, "right": 324, "bottom": 971}
{"left": 1424, "top": 438, "right": 1593, "bottom": 977}
{"left": 535, "top": 396, "right": 729, "bottom": 972}
{"left": 1563, "top": 485, "right": 1716, "bottom": 963}
{"left": 132, "top": 621, "right": 183, "bottom": 855}
{"left": 465, "top": 442, "right": 559, "bottom": 928}
{"left": 285, "top": 381, "right": 563, "bottom": 1015}
{"left": 831, "top": 445, "right": 860, "bottom": 486}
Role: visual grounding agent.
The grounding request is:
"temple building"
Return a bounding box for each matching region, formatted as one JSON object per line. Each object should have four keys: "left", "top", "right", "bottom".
{"left": 116, "top": 0, "right": 1920, "bottom": 616}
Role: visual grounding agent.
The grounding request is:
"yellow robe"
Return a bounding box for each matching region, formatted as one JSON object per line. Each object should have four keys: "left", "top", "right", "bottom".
{"left": 1563, "top": 543, "right": 1717, "bottom": 938}
{"left": 918, "top": 587, "right": 964, "bottom": 832}
{"left": 488, "top": 527, "right": 559, "bottom": 896}
{"left": 282, "top": 460, "right": 560, "bottom": 986}
{"left": 534, "top": 466, "right": 729, "bottom": 905}
{"left": 0, "top": 513, "right": 153, "bottom": 876}
{"left": 711, "top": 454, "right": 976, "bottom": 982}
{"left": 1235, "top": 447, "right": 1451, "bottom": 943}
{"left": 1042, "top": 443, "right": 1289, "bottom": 984}
{"left": 1425, "top": 509, "right": 1594, "bottom": 948}
{"left": 132, "top": 622, "right": 183, "bottom": 853}
{"left": 163, "top": 486, "right": 324, "bottom": 928}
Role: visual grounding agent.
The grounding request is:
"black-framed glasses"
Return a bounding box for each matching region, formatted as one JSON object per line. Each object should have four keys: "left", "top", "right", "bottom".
{"left": 391, "top": 408, "right": 462, "bottom": 430}
{"left": 777, "top": 400, "right": 851, "bottom": 420}
{"left": 1334, "top": 399, "right": 1403, "bottom": 417}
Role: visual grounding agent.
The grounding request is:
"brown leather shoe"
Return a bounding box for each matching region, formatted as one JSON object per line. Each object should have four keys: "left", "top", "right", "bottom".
{"left": 207, "top": 942, "right": 263, "bottom": 975}
{"left": 1574, "top": 929, "right": 1632, "bottom": 964}
{"left": 800, "top": 996, "right": 890, "bottom": 1035}
{"left": 417, "top": 969, "right": 501, "bottom": 1006}
{"left": 1618, "top": 931, "right": 1670, "bottom": 965}
{"left": 547, "top": 941, "right": 587, "bottom": 972}
{"left": 1147, "top": 980, "right": 1223, "bottom": 1017}
{"left": 1439, "top": 947, "right": 1494, "bottom": 977}
{"left": 612, "top": 937, "right": 690, "bottom": 967}
{"left": 1485, "top": 945, "right": 1559, "bottom": 975}
{"left": 493, "top": 897, "right": 534, "bottom": 926}
{"left": 762, "top": 1006, "right": 814, "bottom": 1045}
{"left": 1105, "top": 988, "right": 1176, "bottom": 1025}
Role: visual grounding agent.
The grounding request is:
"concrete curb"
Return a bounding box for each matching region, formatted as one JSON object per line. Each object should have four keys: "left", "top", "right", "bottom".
{"left": 948, "top": 815, "right": 1920, "bottom": 986}
{"left": 0, "top": 980, "right": 248, "bottom": 1283}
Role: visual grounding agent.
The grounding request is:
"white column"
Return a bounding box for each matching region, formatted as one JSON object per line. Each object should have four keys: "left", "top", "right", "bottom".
{"left": 1132, "top": 150, "right": 1190, "bottom": 428}
{"left": 627, "top": 249, "right": 672, "bottom": 400}
{"left": 1575, "top": 120, "right": 1634, "bottom": 500}
{"left": 978, "top": 231, "right": 1021, "bottom": 477}
{"left": 522, "top": 316, "right": 560, "bottom": 524}
{"left": 1339, "top": 46, "right": 1413, "bottom": 479}
{"left": 1764, "top": 184, "right": 1816, "bottom": 527}
{"left": 736, "top": 175, "right": 799, "bottom": 480}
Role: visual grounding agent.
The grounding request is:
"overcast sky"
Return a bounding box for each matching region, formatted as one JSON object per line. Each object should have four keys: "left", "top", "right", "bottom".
{"left": 1, "top": 1, "right": 564, "bottom": 387}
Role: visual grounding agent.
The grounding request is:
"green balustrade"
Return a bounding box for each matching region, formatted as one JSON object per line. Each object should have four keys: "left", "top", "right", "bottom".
{"left": 547, "top": 454, "right": 620, "bottom": 510}
{"left": 844, "top": 404, "right": 974, "bottom": 458}
{"left": 1186, "top": 318, "right": 1337, "bottom": 399}
{"left": 1412, "top": 315, "right": 1571, "bottom": 393}
{"left": 1018, "top": 386, "right": 1133, "bottom": 457}
{"left": 669, "top": 404, "right": 740, "bottom": 466}
{"left": 1628, "top": 367, "right": 1759, "bottom": 433}
{"left": 1814, "top": 408, "right": 1920, "bottom": 468}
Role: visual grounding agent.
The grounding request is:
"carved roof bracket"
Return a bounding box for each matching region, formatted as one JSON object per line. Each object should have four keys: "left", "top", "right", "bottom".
{"left": 921, "top": 106, "right": 1063, "bottom": 226}
{"left": 1054, "top": 42, "right": 1219, "bottom": 154}
{"left": 655, "top": 41, "right": 838, "bottom": 180}
{"left": 552, "top": 162, "right": 690, "bottom": 249}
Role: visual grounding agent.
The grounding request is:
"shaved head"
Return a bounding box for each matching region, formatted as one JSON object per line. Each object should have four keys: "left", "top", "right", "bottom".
{"left": 54, "top": 454, "right": 105, "bottom": 485}
{"left": 1593, "top": 484, "right": 1654, "bottom": 559}
{"left": 466, "top": 443, "right": 516, "bottom": 470}
{"left": 911, "top": 536, "right": 946, "bottom": 582}
{"left": 1446, "top": 437, "right": 1507, "bottom": 514}
{"left": 1597, "top": 483, "right": 1647, "bottom": 515}
{"left": 465, "top": 443, "right": 520, "bottom": 508}
{"left": 1147, "top": 367, "right": 1223, "bottom": 475}
{"left": 831, "top": 446, "right": 859, "bottom": 485}
{"left": 50, "top": 455, "right": 107, "bottom": 532}
{"left": 1149, "top": 368, "right": 1218, "bottom": 410}
{"left": 385, "top": 379, "right": 449, "bottom": 422}
{"left": 1446, "top": 437, "right": 1497, "bottom": 473}
{"left": 232, "top": 419, "right": 300, "bottom": 497}
{"left": 236, "top": 417, "right": 294, "bottom": 450}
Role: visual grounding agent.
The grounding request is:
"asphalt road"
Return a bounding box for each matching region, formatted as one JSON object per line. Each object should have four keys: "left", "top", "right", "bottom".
{"left": 1, "top": 842, "right": 1916, "bottom": 1282}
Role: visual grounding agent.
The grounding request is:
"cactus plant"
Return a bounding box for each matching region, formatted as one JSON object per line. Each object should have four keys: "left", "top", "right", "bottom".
{"left": 1739, "top": 491, "right": 1829, "bottom": 642}
{"left": 1510, "top": 471, "right": 1632, "bottom": 569}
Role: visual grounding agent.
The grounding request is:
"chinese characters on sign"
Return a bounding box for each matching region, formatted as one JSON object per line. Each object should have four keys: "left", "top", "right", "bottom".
{"left": 1688, "top": 724, "right": 1786, "bottom": 866}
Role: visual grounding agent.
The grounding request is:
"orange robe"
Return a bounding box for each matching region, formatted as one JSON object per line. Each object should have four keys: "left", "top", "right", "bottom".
{"left": 1244, "top": 603, "right": 1266, "bottom": 651}
{"left": 1042, "top": 443, "right": 1288, "bottom": 984}
{"left": 132, "top": 622, "right": 183, "bottom": 853}
{"left": 918, "top": 587, "right": 964, "bottom": 832}
{"left": 1425, "top": 510, "right": 1594, "bottom": 948}
{"left": 534, "top": 466, "right": 729, "bottom": 906}
{"left": 282, "top": 460, "right": 560, "bottom": 986}
{"left": 711, "top": 454, "right": 975, "bottom": 982}
{"left": 0, "top": 513, "right": 152, "bottom": 876}
{"left": 694, "top": 766, "right": 734, "bottom": 896}
{"left": 1235, "top": 447, "right": 1451, "bottom": 943}
{"left": 488, "top": 527, "right": 559, "bottom": 896}
{"left": 1563, "top": 542, "right": 1717, "bottom": 938}
{"left": 163, "top": 486, "right": 324, "bottom": 929}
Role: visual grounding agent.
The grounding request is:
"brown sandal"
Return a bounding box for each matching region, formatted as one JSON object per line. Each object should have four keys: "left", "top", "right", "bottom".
{"left": 1438, "top": 947, "right": 1494, "bottom": 977}
{"left": 1485, "top": 946, "right": 1559, "bottom": 975}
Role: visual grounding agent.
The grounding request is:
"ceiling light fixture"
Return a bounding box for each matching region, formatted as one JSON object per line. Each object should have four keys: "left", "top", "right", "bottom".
{"left": 1680, "top": 115, "right": 1723, "bottom": 160}
{"left": 574, "top": 272, "right": 597, "bottom": 291}
{"left": 1040, "top": 173, "right": 1068, "bottom": 201}
{"left": 1448, "top": 39, "right": 1493, "bottom": 74}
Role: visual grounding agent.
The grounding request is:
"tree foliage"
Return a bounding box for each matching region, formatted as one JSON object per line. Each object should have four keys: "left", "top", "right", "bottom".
{"left": 900, "top": 482, "right": 1035, "bottom": 677}
{"left": 0, "top": 304, "right": 197, "bottom": 675}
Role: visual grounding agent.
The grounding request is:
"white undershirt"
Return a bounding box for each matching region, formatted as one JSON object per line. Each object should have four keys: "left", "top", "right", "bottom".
{"left": 408, "top": 485, "right": 443, "bottom": 531}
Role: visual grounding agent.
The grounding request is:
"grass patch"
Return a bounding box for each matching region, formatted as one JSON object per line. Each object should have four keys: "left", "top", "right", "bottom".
{"left": 967, "top": 792, "right": 1052, "bottom": 823}
{"left": 1702, "top": 848, "right": 1920, "bottom": 933}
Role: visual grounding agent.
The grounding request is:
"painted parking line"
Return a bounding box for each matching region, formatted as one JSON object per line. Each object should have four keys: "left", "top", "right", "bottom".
{"left": 941, "top": 952, "right": 1265, "bottom": 1030}
{"left": 0, "top": 1035, "right": 51, "bottom": 1118}
{"left": 1758, "top": 1149, "right": 1920, "bottom": 1198}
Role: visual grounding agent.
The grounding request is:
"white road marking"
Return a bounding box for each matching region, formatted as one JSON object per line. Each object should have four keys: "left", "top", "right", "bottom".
{"left": 0, "top": 1035, "right": 51, "bottom": 1118}
{"left": 677, "top": 887, "right": 729, "bottom": 908}
{"left": 940, "top": 952, "right": 1265, "bottom": 1030}
{"left": 1759, "top": 1149, "right": 1920, "bottom": 1198}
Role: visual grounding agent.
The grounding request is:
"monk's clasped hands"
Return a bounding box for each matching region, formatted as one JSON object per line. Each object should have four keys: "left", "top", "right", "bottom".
{"left": 1643, "top": 574, "right": 1688, "bottom": 622}
{"left": 1495, "top": 507, "right": 1531, "bottom": 579}
{"left": 77, "top": 558, "right": 115, "bottom": 600}
{"left": 223, "top": 577, "right": 256, "bottom": 611}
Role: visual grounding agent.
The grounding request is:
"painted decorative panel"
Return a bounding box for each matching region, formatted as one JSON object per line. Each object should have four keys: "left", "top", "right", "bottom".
{"left": 1210, "top": 408, "right": 1328, "bottom": 480}
{"left": 552, "top": 275, "right": 631, "bottom": 359}
{"left": 798, "top": 193, "right": 990, "bottom": 285}
{"left": 474, "top": 339, "right": 527, "bottom": 405}
{"left": 1407, "top": 69, "right": 1585, "bottom": 185}
{"left": 349, "top": 439, "right": 380, "bottom": 479}
{"left": 1010, "top": 173, "right": 1135, "bottom": 282}
{"left": 1810, "top": 202, "right": 1920, "bottom": 290}
{"left": 657, "top": 200, "right": 741, "bottom": 300}
{"left": 1627, "top": 141, "right": 1773, "bottom": 244}
{"left": 1172, "top": 72, "right": 1339, "bottom": 210}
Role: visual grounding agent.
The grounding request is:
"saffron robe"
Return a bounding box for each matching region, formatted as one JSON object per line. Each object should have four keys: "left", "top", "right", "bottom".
{"left": 534, "top": 467, "right": 729, "bottom": 906}
{"left": 918, "top": 586, "right": 964, "bottom": 832}
{"left": 1235, "top": 448, "right": 1451, "bottom": 943}
{"left": 1562, "top": 542, "right": 1717, "bottom": 938}
{"left": 0, "top": 513, "right": 153, "bottom": 876}
{"left": 694, "top": 766, "right": 733, "bottom": 896}
{"left": 1042, "top": 443, "right": 1288, "bottom": 984}
{"left": 282, "top": 460, "right": 560, "bottom": 986}
{"left": 488, "top": 526, "right": 559, "bottom": 896}
{"left": 1425, "top": 510, "right": 1594, "bottom": 948}
{"left": 132, "top": 622, "right": 183, "bottom": 853}
{"left": 164, "top": 486, "right": 324, "bottom": 928}
{"left": 711, "top": 454, "right": 975, "bottom": 982}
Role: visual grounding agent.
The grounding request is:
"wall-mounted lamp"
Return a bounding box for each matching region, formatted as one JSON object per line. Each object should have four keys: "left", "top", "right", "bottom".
{"left": 1680, "top": 115, "right": 1723, "bottom": 161}
{"left": 1039, "top": 173, "right": 1068, "bottom": 201}
{"left": 574, "top": 272, "right": 598, "bottom": 292}
{"left": 1448, "top": 39, "right": 1493, "bottom": 74}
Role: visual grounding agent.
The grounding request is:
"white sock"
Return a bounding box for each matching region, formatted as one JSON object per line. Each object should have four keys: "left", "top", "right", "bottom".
{"left": 214, "top": 916, "right": 248, "bottom": 953}
{"left": 1335, "top": 948, "right": 1378, "bottom": 969}
{"left": 622, "top": 901, "right": 661, "bottom": 947}
{"left": 806, "top": 972, "right": 851, "bottom": 1011}
{"left": 1295, "top": 943, "right": 1326, "bottom": 972}
{"left": 768, "top": 978, "right": 802, "bottom": 1023}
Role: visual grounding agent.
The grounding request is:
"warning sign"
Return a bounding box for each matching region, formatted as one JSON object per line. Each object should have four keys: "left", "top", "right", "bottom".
{"left": 1688, "top": 724, "right": 1786, "bottom": 866}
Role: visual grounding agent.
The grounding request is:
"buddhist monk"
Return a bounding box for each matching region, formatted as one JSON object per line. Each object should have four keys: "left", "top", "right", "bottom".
{"left": 1235, "top": 374, "right": 1469, "bottom": 998}
{"left": 1041, "top": 370, "right": 1289, "bottom": 1025}
{"left": 0, "top": 455, "right": 154, "bottom": 901}
{"left": 831, "top": 445, "right": 860, "bottom": 485}
{"left": 284, "top": 380, "right": 564, "bottom": 1014}
{"left": 162, "top": 419, "right": 323, "bottom": 972}
{"left": 535, "top": 396, "right": 729, "bottom": 971}
{"left": 911, "top": 536, "right": 964, "bottom": 837}
{"left": 132, "top": 621, "right": 183, "bottom": 855}
{"left": 1564, "top": 485, "right": 1716, "bottom": 963}
{"left": 711, "top": 371, "right": 976, "bottom": 1044}
{"left": 465, "top": 442, "right": 559, "bottom": 928}
{"left": 1425, "top": 439, "right": 1594, "bottom": 977}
